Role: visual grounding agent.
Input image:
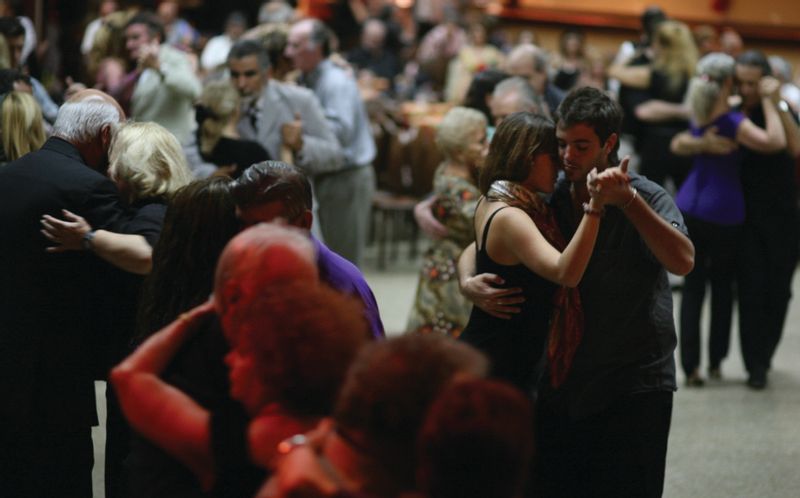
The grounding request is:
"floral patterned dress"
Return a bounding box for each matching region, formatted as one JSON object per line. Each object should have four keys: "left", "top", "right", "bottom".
{"left": 406, "top": 166, "right": 480, "bottom": 337}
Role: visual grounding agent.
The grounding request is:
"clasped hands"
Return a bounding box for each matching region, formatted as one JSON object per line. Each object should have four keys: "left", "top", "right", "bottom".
{"left": 586, "top": 156, "right": 634, "bottom": 208}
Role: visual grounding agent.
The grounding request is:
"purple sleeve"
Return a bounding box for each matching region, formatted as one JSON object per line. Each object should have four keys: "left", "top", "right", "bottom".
{"left": 717, "top": 111, "right": 746, "bottom": 138}
{"left": 692, "top": 111, "right": 746, "bottom": 139}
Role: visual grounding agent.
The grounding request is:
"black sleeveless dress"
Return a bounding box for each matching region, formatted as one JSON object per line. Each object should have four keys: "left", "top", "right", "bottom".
{"left": 459, "top": 207, "right": 557, "bottom": 394}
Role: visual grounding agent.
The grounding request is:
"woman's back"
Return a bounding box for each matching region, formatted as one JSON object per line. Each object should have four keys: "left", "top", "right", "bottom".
{"left": 676, "top": 110, "right": 746, "bottom": 225}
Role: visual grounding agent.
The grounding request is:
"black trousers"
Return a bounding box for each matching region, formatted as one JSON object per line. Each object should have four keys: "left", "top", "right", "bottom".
{"left": 679, "top": 216, "right": 741, "bottom": 376}
{"left": 0, "top": 427, "right": 93, "bottom": 498}
{"left": 737, "top": 214, "right": 798, "bottom": 376}
{"left": 534, "top": 391, "right": 673, "bottom": 498}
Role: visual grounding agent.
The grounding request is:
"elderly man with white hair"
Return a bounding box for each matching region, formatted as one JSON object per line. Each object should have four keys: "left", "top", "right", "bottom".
{"left": 0, "top": 89, "right": 126, "bottom": 498}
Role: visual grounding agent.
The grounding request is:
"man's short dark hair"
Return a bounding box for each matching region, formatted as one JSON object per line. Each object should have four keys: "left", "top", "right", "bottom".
{"left": 0, "top": 16, "right": 24, "bottom": 39}
{"left": 641, "top": 6, "right": 667, "bottom": 44}
{"left": 0, "top": 68, "right": 29, "bottom": 94}
{"left": 230, "top": 161, "right": 313, "bottom": 219}
{"left": 308, "top": 19, "right": 333, "bottom": 57}
{"left": 555, "top": 86, "right": 623, "bottom": 165}
{"left": 227, "top": 39, "right": 271, "bottom": 70}
{"left": 125, "top": 12, "right": 166, "bottom": 44}
{"left": 736, "top": 50, "right": 772, "bottom": 77}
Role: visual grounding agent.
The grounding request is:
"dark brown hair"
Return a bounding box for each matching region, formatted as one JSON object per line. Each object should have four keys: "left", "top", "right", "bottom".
{"left": 136, "top": 177, "right": 239, "bottom": 340}
{"left": 417, "top": 379, "right": 534, "bottom": 498}
{"left": 479, "top": 111, "right": 558, "bottom": 194}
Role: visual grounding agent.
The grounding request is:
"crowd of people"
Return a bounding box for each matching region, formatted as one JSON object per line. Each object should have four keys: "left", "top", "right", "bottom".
{"left": 0, "top": 1, "right": 799, "bottom": 498}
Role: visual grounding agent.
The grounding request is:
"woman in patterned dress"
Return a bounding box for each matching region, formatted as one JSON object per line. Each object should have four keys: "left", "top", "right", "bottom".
{"left": 407, "top": 106, "right": 488, "bottom": 337}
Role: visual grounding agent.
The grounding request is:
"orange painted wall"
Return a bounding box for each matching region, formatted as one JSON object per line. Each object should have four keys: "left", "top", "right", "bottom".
{"left": 515, "top": 0, "right": 800, "bottom": 28}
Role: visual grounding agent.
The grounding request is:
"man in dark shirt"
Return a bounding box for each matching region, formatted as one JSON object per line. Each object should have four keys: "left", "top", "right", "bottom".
{"left": 735, "top": 51, "right": 800, "bottom": 389}
{"left": 0, "top": 90, "right": 125, "bottom": 498}
{"left": 459, "top": 88, "right": 694, "bottom": 497}
{"left": 672, "top": 51, "right": 800, "bottom": 389}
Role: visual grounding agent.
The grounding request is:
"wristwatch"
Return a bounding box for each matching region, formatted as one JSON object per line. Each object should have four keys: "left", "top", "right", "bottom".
{"left": 82, "top": 230, "right": 96, "bottom": 251}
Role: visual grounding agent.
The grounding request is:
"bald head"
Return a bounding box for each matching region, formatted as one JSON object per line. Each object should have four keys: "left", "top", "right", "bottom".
{"left": 67, "top": 89, "right": 126, "bottom": 121}
{"left": 213, "top": 222, "right": 318, "bottom": 322}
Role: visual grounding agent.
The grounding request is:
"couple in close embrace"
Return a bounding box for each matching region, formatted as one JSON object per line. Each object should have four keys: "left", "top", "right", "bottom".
{"left": 455, "top": 86, "right": 694, "bottom": 497}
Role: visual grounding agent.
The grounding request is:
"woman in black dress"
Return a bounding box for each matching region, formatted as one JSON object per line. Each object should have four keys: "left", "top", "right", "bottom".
{"left": 197, "top": 80, "right": 269, "bottom": 178}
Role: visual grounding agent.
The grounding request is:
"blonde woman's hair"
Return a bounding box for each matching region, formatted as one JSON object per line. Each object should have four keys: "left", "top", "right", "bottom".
{"left": 2, "top": 91, "right": 46, "bottom": 161}
{"left": 654, "top": 20, "right": 699, "bottom": 93}
{"left": 0, "top": 35, "right": 10, "bottom": 69}
{"left": 198, "top": 80, "right": 240, "bottom": 156}
{"left": 109, "top": 122, "right": 193, "bottom": 202}
{"left": 687, "top": 52, "right": 735, "bottom": 124}
{"left": 436, "top": 106, "right": 487, "bottom": 160}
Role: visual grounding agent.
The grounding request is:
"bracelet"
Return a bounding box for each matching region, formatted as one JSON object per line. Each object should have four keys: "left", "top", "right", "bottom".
{"left": 620, "top": 187, "right": 638, "bottom": 210}
{"left": 81, "top": 230, "right": 96, "bottom": 251}
{"left": 277, "top": 434, "right": 308, "bottom": 455}
{"left": 582, "top": 202, "right": 604, "bottom": 217}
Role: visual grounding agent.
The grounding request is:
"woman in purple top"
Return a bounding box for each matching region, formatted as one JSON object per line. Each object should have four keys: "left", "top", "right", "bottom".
{"left": 671, "top": 52, "right": 786, "bottom": 386}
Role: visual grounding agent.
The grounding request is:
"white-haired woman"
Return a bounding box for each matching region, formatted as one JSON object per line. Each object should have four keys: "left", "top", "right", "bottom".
{"left": 41, "top": 121, "right": 193, "bottom": 274}
{"left": 407, "top": 107, "right": 488, "bottom": 337}
{"left": 671, "top": 52, "right": 786, "bottom": 386}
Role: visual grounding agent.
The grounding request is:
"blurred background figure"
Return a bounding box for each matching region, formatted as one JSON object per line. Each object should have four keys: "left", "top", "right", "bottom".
{"left": 196, "top": 80, "right": 270, "bottom": 178}
{"left": 692, "top": 24, "right": 719, "bottom": 57}
{"left": 444, "top": 20, "right": 504, "bottom": 103}
{"left": 551, "top": 28, "right": 589, "bottom": 92}
{"left": 0, "top": 90, "right": 45, "bottom": 164}
{"left": 769, "top": 55, "right": 800, "bottom": 113}
{"left": 406, "top": 107, "right": 487, "bottom": 337}
{"left": 720, "top": 27, "right": 743, "bottom": 57}
{"left": 200, "top": 11, "right": 248, "bottom": 75}
{"left": 461, "top": 68, "right": 509, "bottom": 125}
{"left": 347, "top": 18, "right": 403, "bottom": 96}
{"left": 608, "top": 19, "right": 697, "bottom": 190}
{"left": 157, "top": 0, "right": 198, "bottom": 52}
{"left": 81, "top": 0, "right": 119, "bottom": 58}
{"left": 417, "top": 379, "right": 534, "bottom": 498}
{"left": 506, "top": 43, "right": 564, "bottom": 117}
{"left": 671, "top": 52, "right": 786, "bottom": 386}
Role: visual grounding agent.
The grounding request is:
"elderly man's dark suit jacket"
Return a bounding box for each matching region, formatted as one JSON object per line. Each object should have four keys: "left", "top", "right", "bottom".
{"left": 0, "top": 137, "right": 124, "bottom": 435}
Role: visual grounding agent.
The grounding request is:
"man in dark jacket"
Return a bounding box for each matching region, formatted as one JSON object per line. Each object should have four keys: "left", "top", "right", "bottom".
{"left": 0, "top": 90, "right": 125, "bottom": 498}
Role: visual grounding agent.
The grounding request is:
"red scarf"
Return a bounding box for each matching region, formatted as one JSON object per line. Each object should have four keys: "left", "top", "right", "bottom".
{"left": 486, "top": 181, "right": 583, "bottom": 388}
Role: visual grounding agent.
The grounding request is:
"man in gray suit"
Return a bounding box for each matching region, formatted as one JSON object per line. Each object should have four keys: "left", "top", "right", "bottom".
{"left": 227, "top": 40, "right": 344, "bottom": 239}
{"left": 286, "top": 19, "right": 377, "bottom": 268}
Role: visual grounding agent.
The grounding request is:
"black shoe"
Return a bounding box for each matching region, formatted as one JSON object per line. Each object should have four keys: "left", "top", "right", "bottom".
{"left": 747, "top": 370, "right": 767, "bottom": 390}
{"left": 685, "top": 371, "right": 705, "bottom": 387}
{"left": 708, "top": 366, "right": 722, "bottom": 380}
